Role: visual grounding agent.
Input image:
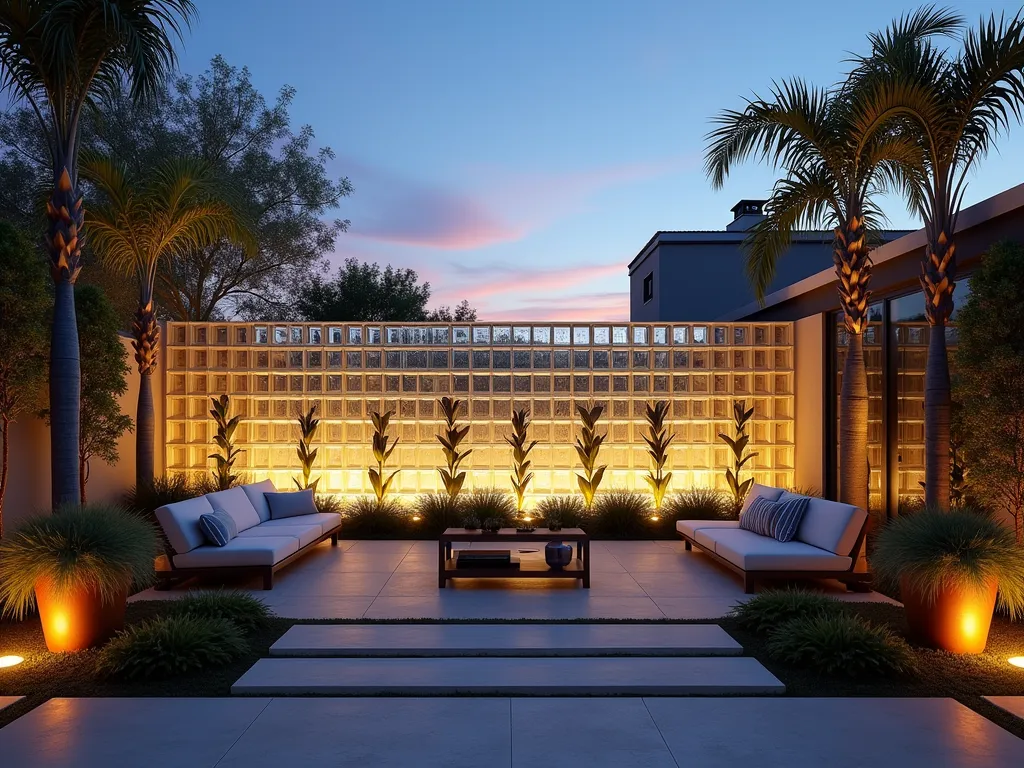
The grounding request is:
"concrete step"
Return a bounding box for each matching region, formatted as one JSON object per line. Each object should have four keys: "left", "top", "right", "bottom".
{"left": 270, "top": 623, "right": 742, "bottom": 657}
{"left": 231, "top": 657, "right": 784, "bottom": 696}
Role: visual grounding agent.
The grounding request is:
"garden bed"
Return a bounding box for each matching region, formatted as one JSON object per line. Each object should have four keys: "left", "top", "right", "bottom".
{"left": 1, "top": 602, "right": 1022, "bottom": 736}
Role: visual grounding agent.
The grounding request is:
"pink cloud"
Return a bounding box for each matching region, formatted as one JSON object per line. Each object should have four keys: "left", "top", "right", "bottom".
{"left": 481, "top": 292, "right": 629, "bottom": 322}
{"left": 447, "top": 262, "right": 624, "bottom": 302}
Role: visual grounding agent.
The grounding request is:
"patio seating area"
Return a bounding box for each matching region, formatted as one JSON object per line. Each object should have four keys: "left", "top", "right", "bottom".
{"left": 132, "top": 538, "right": 895, "bottom": 620}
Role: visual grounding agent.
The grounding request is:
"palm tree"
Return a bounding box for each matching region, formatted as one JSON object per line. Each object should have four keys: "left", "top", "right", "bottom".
{"left": 703, "top": 7, "right": 960, "bottom": 513}
{"left": 0, "top": 0, "right": 196, "bottom": 506}
{"left": 82, "top": 155, "right": 254, "bottom": 487}
{"left": 851, "top": 10, "right": 1024, "bottom": 509}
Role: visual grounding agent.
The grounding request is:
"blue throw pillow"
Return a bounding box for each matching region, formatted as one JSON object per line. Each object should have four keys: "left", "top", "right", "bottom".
{"left": 199, "top": 509, "right": 237, "bottom": 547}
{"left": 265, "top": 489, "right": 318, "bottom": 520}
{"left": 740, "top": 495, "right": 809, "bottom": 543}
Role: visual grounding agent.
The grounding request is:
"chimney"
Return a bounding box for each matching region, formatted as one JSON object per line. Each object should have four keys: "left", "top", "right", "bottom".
{"left": 726, "top": 200, "right": 767, "bottom": 232}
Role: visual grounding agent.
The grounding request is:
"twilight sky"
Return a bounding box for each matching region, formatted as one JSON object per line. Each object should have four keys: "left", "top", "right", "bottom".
{"left": 180, "top": 0, "right": 1024, "bottom": 320}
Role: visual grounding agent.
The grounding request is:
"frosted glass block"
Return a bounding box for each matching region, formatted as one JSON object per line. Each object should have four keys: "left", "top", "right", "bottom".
{"left": 633, "top": 327, "right": 648, "bottom": 344}
{"left": 514, "top": 326, "right": 530, "bottom": 344}
{"left": 633, "top": 351, "right": 649, "bottom": 368}
{"left": 612, "top": 376, "right": 628, "bottom": 392}
{"left": 573, "top": 376, "right": 589, "bottom": 393}
{"left": 385, "top": 375, "right": 400, "bottom": 392}
{"left": 553, "top": 447, "right": 573, "bottom": 467}
{"left": 255, "top": 326, "right": 269, "bottom": 344}
{"left": 272, "top": 351, "right": 287, "bottom": 368}
{"left": 493, "top": 400, "right": 511, "bottom": 419}
{"left": 533, "top": 326, "right": 551, "bottom": 344}
{"left": 693, "top": 326, "right": 708, "bottom": 344}
{"left": 612, "top": 423, "right": 628, "bottom": 442}
{"left": 472, "top": 424, "right": 490, "bottom": 442}
{"left": 328, "top": 327, "right": 343, "bottom": 344}
{"left": 454, "top": 376, "right": 469, "bottom": 393}
{"left": 473, "top": 326, "right": 490, "bottom": 344}
{"left": 493, "top": 326, "right": 512, "bottom": 344}
{"left": 593, "top": 376, "right": 609, "bottom": 392}
{"left": 653, "top": 375, "right": 668, "bottom": 392}
{"left": 514, "top": 351, "right": 531, "bottom": 369}
{"left": 714, "top": 351, "right": 728, "bottom": 368}
{"left": 633, "top": 375, "right": 649, "bottom": 392}
{"left": 401, "top": 423, "right": 416, "bottom": 442}
{"left": 493, "top": 376, "right": 511, "bottom": 393}
{"left": 553, "top": 327, "right": 570, "bottom": 345}
{"left": 654, "top": 327, "right": 667, "bottom": 344}
{"left": 553, "top": 400, "right": 571, "bottom": 418}
{"left": 612, "top": 327, "right": 628, "bottom": 344}
{"left": 367, "top": 327, "right": 381, "bottom": 344}
{"left": 493, "top": 351, "right": 511, "bottom": 369}
{"left": 672, "top": 326, "right": 689, "bottom": 344}
{"left": 594, "top": 327, "right": 610, "bottom": 344}
{"left": 453, "top": 351, "right": 469, "bottom": 369}
{"left": 554, "top": 351, "right": 570, "bottom": 369}
{"left": 454, "top": 327, "right": 470, "bottom": 344}
{"left": 573, "top": 327, "right": 590, "bottom": 344}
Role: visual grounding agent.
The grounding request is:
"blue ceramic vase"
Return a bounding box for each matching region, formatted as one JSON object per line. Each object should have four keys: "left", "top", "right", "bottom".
{"left": 545, "top": 541, "right": 573, "bottom": 569}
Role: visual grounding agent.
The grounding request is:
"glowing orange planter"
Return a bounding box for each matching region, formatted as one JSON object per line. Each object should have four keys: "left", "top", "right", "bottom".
{"left": 900, "top": 575, "right": 998, "bottom": 655}
{"left": 34, "top": 578, "right": 127, "bottom": 653}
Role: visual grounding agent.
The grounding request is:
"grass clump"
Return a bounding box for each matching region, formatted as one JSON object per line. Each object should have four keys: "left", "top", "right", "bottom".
{"left": 461, "top": 488, "right": 516, "bottom": 525}
{"left": 873, "top": 508, "right": 1024, "bottom": 618}
{"left": 664, "top": 488, "right": 734, "bottom": 521}
{"left": 97, "top": 615, "right": 247, "bottom": 680}
{"left": 730, "top": 589, "right": 843, "bottom": 634}
{"left": 315, "top": 493, "right": 346, "bottom": 516}
{"left": 767, "top": 613, "right": 916, "bottom": 678}
{"left": 167, "top": 591, "right": 272, "bottom": 634}
{"left": 414, "top": 493, "right": 464, "bottom": 534}
{"left": 535, "top": 495, "right": 589, "bottom": 529}
{"left": 343, "top": 497, "right": 410, "bottom": 537}
{"left": 0, "top": 504, "right": 160, "bottom": 619}
{"left": 590, "top": 491, "right": 653, "bottom": 538}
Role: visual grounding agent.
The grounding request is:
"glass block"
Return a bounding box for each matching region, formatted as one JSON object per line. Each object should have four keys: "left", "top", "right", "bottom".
{"left": 473, "top": 326, "right": 490, "bottom": 344}
{"left": 692, "top": 375, "right": 710, "bottom": 393}
{"left": 473, "top": 350, "right": 490, "bottom": 368}
{"left": 613, "top": 376, "right": 629, "bottom": 392}
{"left": 306, "top": 327, "right": 321, "bottom": 344}
{"left": 194, "top": 327, "right": 208, "bottom": 344}
{"left": 553, "top": 400, "right": 571, "bottom": 417}
{"left": 775, "top": 349, "right": 789, "bottom": 368}
{"left": 633, "top": 326, "right": 648, "bottom": 344}
{"left": 290, "top": 327, "right": 302, "bottom": 344}
{"left": 473, "top": 376, "right": 490, "bottom": 392}
{"left": 348, "top": 327, "right": 363, "bottom": 344}
{"left": 273, "top": 375, "right": 287, "bottom": 392}
{"left": 593, "top": 376, "right": 610, "bottom": 392}
{"left": 327, "top": 375, "right": 341, "bottom": 392}
{"left": 633, "top": 351, "right": 649, "bottom": 369}
{"left": 653, "top": 327, "right": 667, "bottom": 345}
{"left": 366, "top": 375, "right": 382, "bottom": 392}
{"left": 454, "top": 375, "right": 469, "bottom": 393}
{"left": 289, "top": 375, "right": 303, "bottom": 392}
{"left": 654, "top": 351, "right": 669, "bottom": 369}
{"left": 554, "top": 351, "right": 570, "bottom": 369}
{"left": 514, "top": 326, "right": 530, "bottom": 344}
{"left": 714, "top": 327, "right": 727, "bottom": 344}
{"left": 573, "top": 327, "right": 590, "bottom": 345}
{"left": 734, "top": 327, "right": 747, "bottom": 344}
{"left": 328, "top": 326, "right": 343, "bottom": 344}
{"left": 386, "top": 327, "right": 401, "bottom": 344}
{"left": 254, "top": 326, "right": 269, "bottom": 344}
{"left": 494, "top": 376, "right": 511, "bottom": 393}
{"left": 533, "top": 326, "right": 551, "bottom": 344}
{"left": 453, "top": 350, "right": 469, "bottom": 369}
{"left": 612, "top": 351, "right": 629, "bottom": 369}
{"left": 554, "top": 376, "right": 571, "bottom": 393}
{"left": 573, "top": 375, "right": 589, "bottom": 392}
{"left": 493, "top": 351, "right": 511, "bottom": 369}
{"left": 303, "top": 351, "right": 319, "bottom": 368}
{"left": 612, "top": 327, "right": 628, "bottom": 344}
{"left": 514, "top": 375, "right": 531, "bottom": 392}
{"left": 553, "top": 327, "right": 570, "bottom": 345}
{"left": 714, "top": 375, "right": 729, "bottom": 393}
{"left": 493, "top": 326, "right": 512, "bottom": 344}
{"left": 403, "top": 375, "right": 417, "bottom": 392}
{"left": 367, "top": 327, "right": 381, "bottom": 344}
{"left": 754, "top": 350, "right": 767, "bottom": 368}
{"left": 431, "top": 350, "right": 449, "bottom": 368}
{"left": 383, "top": 351, "right": 399, "bottom": 368}
{"left": 573, "top": 350, "right": 589, "bottom": 367}
{"left": 673, "top": 375, "right": 689, "bottom": 392}
{"left": 346, "top": 375, "right": 363, "bottom": 392}
{"left": 534, "top": 376, "right": 551, "bottom": 393}
{"left": 271, "top": 351, "right": 286, "bottom": 368}
{"left": 533, "top": 400, "right": 551, "bottom": 418}
{"left": 346, "top": 351, "right": 362, "bottom": 368}
{"left": 454, "top": 327, "right": 470, "bottom": 344}
{"left": 289, "top": 351, "right": 302, "bottom": 367}
{"left": 385, "top": 375, "right": 400, "bottom": 392}
{"left": 693, "top": 326, "right": 708, "bottom": 344}
{"left": 653, "top": 375, "right": 669, "bottom": 392}
{"left": 633, "top": 375, "right": 649, "bottom": 392}
{"left": 692, "top": 351, "right": 708, "bottom": 368}
{"left": 216, "top": 350, "right": 229, "bottom": 367}
{"left": 420, "top": 375, "right": 435, "bottom": 392}
{"left": 612, "top": 400, "right": 629, "bottom": 418}
{"left": 472, "top": 400, "right": 490, "bottom": 418}
{"left": 533, "top": 351, "right": 551, "bottom": 368}
{"left": 432, "top": 327, "right": 450, "bottom": 344}
{"left": 215, "top": 326, "right": 228, "bottom": 344}
{"left": 366, "top": 351, "right": 382, "bottom": 368}
{"left": 307, "top": 375, "right": 322, "bottom": 392}
{"left": 514, "top": 350, "right": 531, "bottom": 369}
{"left": 406, "top": 351, "right": 428, "bottom": 368}
{"left": 714, "top": 351, "right": 728, "bottom": 368}
{"left": 194, "top": 350, "right": 207, "bottom": 367}
{"left": 593, "top": 350, "right": 609, "bottom": 368}
{"left": 734, "top": 350, "right": 747, "bottom": 368}
{"left": 594, "top": 327, "right": 610, "bottom": 344}
{"left": 672, "top": 326, "right": 688, "bottom": 344}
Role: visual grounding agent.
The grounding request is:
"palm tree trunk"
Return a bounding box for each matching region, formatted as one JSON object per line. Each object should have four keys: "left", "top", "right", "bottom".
{"left": 79, "top": 455, "right": 88, "bottom": 505}
{"left": 834, "top": 214, "right": 871, "bottom": 514}
{"left": 133, "top": 299, "right": 160, "bottom": 488}
{"left": 921, "top": 230, "right": 956, "bottom": 510}
{"left": 46, "top": 168, "right": 84, "bottom": 509}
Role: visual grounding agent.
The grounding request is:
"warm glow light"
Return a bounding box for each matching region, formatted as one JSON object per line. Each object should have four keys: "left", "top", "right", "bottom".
{"left": 0, "top": 655, "right": 23, "bottom": 669}
{"left": 961, "top": 613, "right": 979, "bottom": 639}
{"left": 411, "top": 515, "right": 422, "bottom": 522}
{"left": 52, "top": 612, "right": 70, "bottom": 639}
{"left": 649, "top": 514, "right": 660, "bottom": 522}
{"left": 1009, "top": 656, "right": 1024, "bottom": 669}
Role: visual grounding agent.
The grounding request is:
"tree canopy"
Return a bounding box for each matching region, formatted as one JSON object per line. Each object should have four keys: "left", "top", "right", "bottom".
{"left": 295, "top": 258, "right": 477, "bottom": 322}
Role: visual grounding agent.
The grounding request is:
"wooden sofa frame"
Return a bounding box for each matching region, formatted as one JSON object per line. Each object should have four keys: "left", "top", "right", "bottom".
{"left": 678, "top": 523, "right": 871, "bottom": 594}
{"left": 156, "top": 520, "right": 343, "bottom": 591}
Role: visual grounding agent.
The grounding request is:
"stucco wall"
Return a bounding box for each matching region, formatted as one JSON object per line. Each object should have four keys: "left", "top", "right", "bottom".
{"left": 2, "top": 334, "right": 160, "bottom": 532}
{"left": 793, "top": 313, "right": 825, "bottom": 494}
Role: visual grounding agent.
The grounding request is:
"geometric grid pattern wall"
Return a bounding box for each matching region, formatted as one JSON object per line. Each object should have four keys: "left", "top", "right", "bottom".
{"left": 164, "top": 321, "right": 795, "bottom": 502}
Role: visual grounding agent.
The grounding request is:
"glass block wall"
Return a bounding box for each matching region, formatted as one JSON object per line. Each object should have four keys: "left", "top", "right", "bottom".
{"left": 164, "top": 321, "right": 795, "bottom": 502}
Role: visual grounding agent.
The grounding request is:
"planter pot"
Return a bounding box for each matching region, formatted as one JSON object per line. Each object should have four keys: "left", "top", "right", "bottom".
{"left": 900, "top": 574, "right": 998, "bottom": 654}
{"left": 34, "top": 577, "right": 128, "bottom": 652}
{"left": 545, "top": 542, "right": 573, "bottom": 570}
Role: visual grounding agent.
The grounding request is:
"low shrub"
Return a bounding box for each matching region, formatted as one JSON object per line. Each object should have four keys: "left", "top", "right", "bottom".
{"left": 167, "top": 590, "right": 272, "bottom": 634}
{"left": 767, "top": 613, "right": 916, "bottom": 678}
{"left": 535, "top": 495, "right": 590, "bottom": 529}
{"left": 315, "top": 493, "right": 346, "bottom": 516}
{"left": 590, "top": 491, "right": 653, "bottom": 538}
{"left": 97, "top": 615, "right": 248, "bottom": 680}
{"left": 730, "top": 589, "right": 843, "bottom": 634}
{"left": 342, "top": 497, "right": 410, "bottom": 538}
{"left": 414, "top": 493, "right": 463, "bottom": 534}
{"left": 461, "top": 488, "right": 516, "bottom": 525}
{"left": 664, "top": 488, "right": 733, "bottom": 521}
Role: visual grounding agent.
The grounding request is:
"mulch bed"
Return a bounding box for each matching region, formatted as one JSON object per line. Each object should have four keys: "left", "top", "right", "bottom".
{"left": 1, "top": 601, "right": 1023, "bottom": 737}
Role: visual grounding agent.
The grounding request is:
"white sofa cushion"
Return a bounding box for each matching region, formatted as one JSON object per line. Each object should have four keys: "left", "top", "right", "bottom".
{"left": 172, "top": 535, "right": 299, "bottom": 568}
{"left": 741, "top": 483, "right": 784, "bottom": 515}
{"left": 676, "top": 519, "right": 740, "bottom": 540}
{"left": 783, "top": 494, "right": 867, "bottom": 556}
{"left": 207, "top": 487, "right": 262, "bottom": 533}
{"left": 156, "top": 495, "right": 216, "bottom": 555}
{"left": 706, "top": 528, "right": 852, "bottom": 572}
{"left": 237, "top": 523, "right": 322, "bottom": 549}
{"left": 259, "top": 512, "right": 342, "bottom": 536}
{"left": 694, "top": 529, "right": 722, "bottom": 552}
{"left": 241, "top": 479, "right": 276, "bottom": 523}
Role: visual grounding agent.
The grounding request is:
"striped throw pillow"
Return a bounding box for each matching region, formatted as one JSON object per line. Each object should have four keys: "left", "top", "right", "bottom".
{"left": 199, "top": 509, "right": 238, "bottom": 547}
{"left": 740, "top": 495, "right": 810, "bottom": 542}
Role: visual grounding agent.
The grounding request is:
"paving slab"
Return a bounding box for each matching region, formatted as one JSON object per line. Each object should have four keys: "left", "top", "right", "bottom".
{"left": 645, "top": 697, "right": 1024, "bottom": 767}
{"left": 984, "top": 696, "right": 1024, "bottom": 721}
{"left": 0, "top": 696, "right": 22, "bottom": 712}
{"left": 231, "top": 656, "right": 783, "bottom": 695}
{"left": 0, "top": 697, "right": 271, "bottom": 768}
{"left": 270, "top": 622, "right": 742, "bottom": 657}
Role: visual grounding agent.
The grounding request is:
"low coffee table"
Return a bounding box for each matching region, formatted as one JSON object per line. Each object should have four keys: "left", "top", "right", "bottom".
{"left": 438, "top": 527, "right": 590, "bottom": 588}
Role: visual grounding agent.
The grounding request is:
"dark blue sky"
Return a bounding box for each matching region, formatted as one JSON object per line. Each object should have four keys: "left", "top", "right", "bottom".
{"left": 179, "top": 1, "right": 1024, "bottom": 319}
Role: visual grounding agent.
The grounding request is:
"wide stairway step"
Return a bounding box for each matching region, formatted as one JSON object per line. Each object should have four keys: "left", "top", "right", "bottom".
{"left": 231, "top": 657, "right": 784, "bottom": 695}
{"left": 270, "top": 623, "right": 742, "bottom": 657}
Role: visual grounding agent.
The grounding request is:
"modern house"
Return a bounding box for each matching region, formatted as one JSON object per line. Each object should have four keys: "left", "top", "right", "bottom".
{"left": 627, "top": 200, "right": 911, "bottom": 322}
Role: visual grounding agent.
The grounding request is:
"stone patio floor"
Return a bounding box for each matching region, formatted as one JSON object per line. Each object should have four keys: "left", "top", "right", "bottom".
{"left": 1, "top": 696, "right": 1021, "bottom": 767}
{"left": 132, "top": 539, "right": 897, "bottom": 619}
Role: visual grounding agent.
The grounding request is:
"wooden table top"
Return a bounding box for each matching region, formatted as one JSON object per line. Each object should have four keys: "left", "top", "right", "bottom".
{"left": 439, "top": 527, "right": 588, "bottom": 542}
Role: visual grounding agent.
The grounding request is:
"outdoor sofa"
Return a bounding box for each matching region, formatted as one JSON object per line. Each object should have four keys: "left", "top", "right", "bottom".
{"left": 154, "top": 480, "right": 342, "bottom": 589}
{"left": 677, "top": 484, "right": 870, "bottom": 593}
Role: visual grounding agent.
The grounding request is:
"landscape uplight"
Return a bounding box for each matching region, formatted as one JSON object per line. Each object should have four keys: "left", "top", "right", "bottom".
{"left": 1009, "top": 656, "right": 1024, "bottom": 669}
{"left": 0, "top": 655, "right": 24, "bottom": 669}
